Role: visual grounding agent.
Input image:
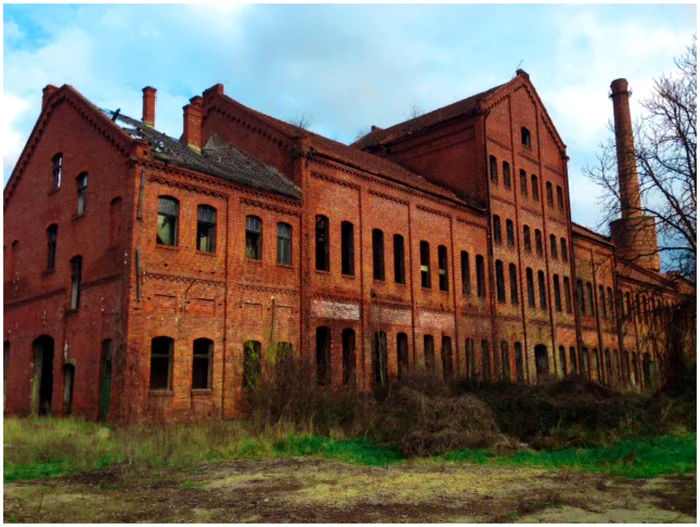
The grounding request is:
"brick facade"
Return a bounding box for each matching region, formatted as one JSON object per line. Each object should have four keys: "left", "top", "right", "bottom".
{"left": 3, "top": 71, "right": 692, "bottom": 422}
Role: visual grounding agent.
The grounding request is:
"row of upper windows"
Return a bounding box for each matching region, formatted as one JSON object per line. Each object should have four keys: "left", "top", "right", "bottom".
{"left": 492, "top": 215, "right": 569, "bottom": 262}
{"left": 488, "top": 155, "right": 565, "bottom": 210}
{"left": 575, "top": 280, "right": 617, "bottom": 320}
{"left": 618, "top": 289, "right": 671, "bottom": 326}
{"left": 49, "top": 154, "right": 88, "bottom": 215}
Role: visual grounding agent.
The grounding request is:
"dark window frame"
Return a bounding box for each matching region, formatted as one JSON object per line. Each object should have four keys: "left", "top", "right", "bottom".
{"left": 157, "top": 196, "right": 179, "bottom": 247}
{"left": 277, "top": 222, "right": 293, "bottom": 266}
{"left": 197, "top": 205, "right": 217, "bottom": 253}
{"left": 341, "top": 221, "right": 354, "bottom": 275}
{"left": 245, "top": 215, "right": 263, "bottom": 260}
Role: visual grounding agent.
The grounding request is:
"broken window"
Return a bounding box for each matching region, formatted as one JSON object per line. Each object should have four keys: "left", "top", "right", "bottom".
{"left": 465, "top": 338, "right": 476, "bottom": 381}
{"left": 546, "top": 181, "right": 554, "bottom": 206}
{"left": 438, "top": 245, "right": 449, "bottom": 291}
{"left": 76, "top": 172, "right": 88, "bottom": 215}
{"left": 492, "top": 215, "right": 502, "bottom": 244}
{"left": 489, "top": 155, "right": 498, "bottom": 183}
{"left": 560, "top": 238, "right": 568, "bottom": 262}
{"left": 150, "top": 336, "right": 174, "bottom": 390}
{"left": 535, "top": 229, "right": 543, "bottom": 255}
{"left": 461, "top": 251, "right": 471, "bottom": 296}
{"left": 157, "top": 196, "right": 179, "bottom": 246}
{"left": 503, "top": 161, "right": 511, "bottom": 188}
{"left": 521, "top": 127, "right": 531, "bottom": 147}
{"left": 245, "top": 216, "right": 262, "bottom": 260}
{"left": 46, "top": 225, "right": 57, "bottom": 271}
{"left": 192, "top": 338, "right": 213, "bottom": 390}
{"left": 197, "top": 205, "right": 217, "bottom": 253}
{"left": 554, "top": 274, "right": 562, "bottom": 311}
{"left": 315, "top": 215, "right": 329, "bottom": 271}
{"left": 277, "top": 222, "right": 292, "bottom": 266}
{"left": 423, "top": 335, "right": 435, "bottom": 372}
{"left": 51, "top": 153, "right": 62, "bottom": 191}
{"left": 476, "top": 255, "right": 486, "bottom": 298}
{"left": 550, "top": 234, "right": 558, "bottom": 260}
{"left": 495, "top": 260, "right": 506, "bottom": 303}
{"left": 509, "top": 263, "right": 518, "bottom": 305}
{"left": 526, "top": 268, "right": 535, "bottom": 307}
{"left": 441, "top": 336, "right": 453, "bottom": 380}
{"left": 342, "top": 328, "right": 356, "bottom": 385}
{"left": 564, "top": 276, "right": 572, "bottom": 313}
{"left": 523, "top": 225, "right": 531, "bottom": 252}
{"left": 538, "top": 270, "right": 547, "bottom": 309}
{"left": 420, "top": 241, "right": 431, "bottom": 288}
{"left": 506, "top": 219, "right": 515, "bottom": 246}
{"left": 372, "top": 229, "right": 385, "bottom": 281}
{"left": 481, "top": 340, "right": 491, "bottom": 382}
{"left": 243, "top": 340, "right": 261, "bottom": 388}
{"left": 109, "top": 197, "right": 122, "bottom": 246}
{"left": 519, "top": 169, "right": 528, "bottom": 197}
{"left": 397, "top": 333, "right": 409, "bottom": 380}
{"left": 393, "top": 234, "right": 405, "bottom": 284}
{"left": 501, "top": 341, "right": 510, "bottom": 382}
{"left": 373, "top": 331, "right": 388, "bottom": 385}
{"left": 556, "top": 185, "right": 564, "bottom": 209}
{"left": 341, "top": 221, "right": 354, "bottom": 275}
{"left": 531, "top": 175, "right": 539, "bottom": 201}
{"left": 316, "top": 327, "right": 331, "bottom": 386}
{"left": 70, "top": 255, "right": 82, "bottom": 310}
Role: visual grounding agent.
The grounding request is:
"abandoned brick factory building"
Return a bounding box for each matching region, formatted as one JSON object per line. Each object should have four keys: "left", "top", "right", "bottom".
{"left": 3, "top": 70, "right": 693, "bottom": 422}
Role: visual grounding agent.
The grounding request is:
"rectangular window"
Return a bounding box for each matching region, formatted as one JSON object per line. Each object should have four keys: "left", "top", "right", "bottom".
{"left": 524, "top": 226, "right": 531, "bottom": 252}
{"left": 503, "top": 162, "right": 511, "bottom": 188}
{"left": 531, "top": 175, "right": 539, "bottom": 201}
{"left": 495, "top": 260, "right": 506, "bottom": 303}
{"left": 554, "top": 274, "right": 562, "bottom": 311}
{"left": 550, "top": 234, "right": 558, "bottom": 260}
{"left": 150, "top": 337, "right": 174, "bottom": 391}
{"left": 393, "top": 234, "right": 405, "bottom": 284}
{"left": 438, "top": 245, "right": 449, "bottom": 291}
{"left": 277, "top": 223, "right": 292, "bottom": 266}
{"left": 489, "top": 155, "right": 498, "bottom": 183}
{"left": 493, "top": 215, "right": 502, "bottom": 244}
{"left": 157, "top": 197, "right": 179, "bottom": 246}
{"left": 587, "top": 283, "right": 594, "bottom": 316}
{"left": 192, "top": 338, "right": 213, "bottom": 390}
{"left": 420, "top": 241, "right": 431, "bottom": 288}
{"left": 481, "top": 340, "right": 491, "bottom": 382}
{"left": 599, "top": 285, "right": 607, "bottom": 318}
{"left": 245, "top": 216, "right": 262, "bottom": 260}
{"left": 535, "top": 229, "right": 543, "bottom": 255}
{"left": 476, "top": 255, "right": 486, "bottom": 298}
{"left": 557, "top": 185, "right": 564, "bottom": 209}
{"left": 373, "top": 229, "right": 385, "bottom": 280}
{"left": 341, "top": 221, "right": 354, "bottom": 275}
{"left": 52, "top": 154, "right": 63, "bottom": 191}
{"left": 607, "top": 288, "right": 615, "bottom": 320}
{"left": 461, "top": 251, "right": 471, "bottom": 296}
{"left": 520, "top": 169, "right": 528, "bottom": 197}
{"left": 509, "top": 263, "right": 518, "bottom": 304}
{"left": 342, "top": 329, "right": 356, "bottom": 386}
{"left": 76, "top": 173, "right": 88, "bottom": 215}
{"left": 577, "top": 280, "right": 585, "bottom": 315}
{"left": 46, "top": 225, "right": 58, "bottom": 271}
{"left": 315, "top": 215, "right": 329, "bottom": 271}
{"left": 373, "top": 331, "right": 388, "bottom": 385}
{"left": 506, "top": 220, "right": 515, "bottom": 246}
{"left": 197, "top": 205, "right": 217, "bottom": 253}
{"left": 316, "top": 327, "right": 331, "bottom": 386}
{"left": 561, "top": 238, "right": 568, "bottom": 262}
{"left": 70, "top": 256, "right": 82, "bottom": 310}
{"left": 526, "top": 268, "right": 535, "bottom": 307}
{"left": 546, "top": 181, "right": 554, "bottom": 206}
{"left": 397, "top": 333, "right": 409, "bottom": 380}
{"left": 538, "top": 270, "right": 547, "bottom": 309}
{"left": 564, "top": 276, "right": 572, "bottom": 313}
{"left": 243, "top": 340, "right": 262, "bottom": 388}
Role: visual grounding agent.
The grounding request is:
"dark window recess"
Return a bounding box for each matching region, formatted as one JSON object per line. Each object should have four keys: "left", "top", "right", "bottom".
{"left": 70, "top": 255, "right": 82, "bottom": 310}
{"left": 599, "top": 285, "right": 607, "bottom": 318}
{"left": 509, "top": 263, "right": 519, "bottom": 304}
{"left": 150, "top": 336, "right": 173, "bottom": 390}
{"left": 424, "top": 335, "right": 435, "bottom": 372}
{"left": 501, "top": 341, "right": 510, "bottom": 382}
{"left": 316, "top": 327, "right": 331, "bottom": 386}
{"left": 546, "top": 182, "right": 554, "bottom": 206}
{"left": 393, "top": 234, "right": 405, "bottom": 284}
{"left": 438, "top": 245, "right": 449, "bottom": 291}
{"left": 441, "top": 337, "right": 453, "bottom": 380}
{"left": 476, "top": 255, "right": 486, "bottom": 298}
{"left": 245, "top": 216, "right": 262, "bottom": 260}
{"left": 197, "top": 205, "right": 217, "bottom": 253}
{"left": 52, "top": 153, "right": 62, "bottom": 190}
{"left": 341, "top": 221, "right": 354, "bottom": 275}
{"left": 315, "top": 215, "right": 330, "bottom": 271}
{"left": 557, "top": 185, "right": 564, "bottom": 209}
{"left": 420, "top": 241, "right": 431, "bottom": 288}
{"left": 535, "top": 229, "right": 543, "bottom": 255}
{"left": 506, "top": 220, "right": 515, "bottom": 246}
{"left": 373, "top": 331, "right": 388, "bottom": 385}
{"left": 564, "top": 277, "right": 573, "bottom": 313}
{"left": 560, "top": 238, "right": 568, "bottom": 262}
{"left": 46, "top": 225, "right": 58, "bottom": 271}
{"left": 372, "top": 229, "right": 385, "bottom": 281}
{"left": 342, "top": 329, "right": 356, "bottom": 386}
{"left": 514, "top": 342, "right": 524, "bottom": 383}
{"left": 577, "top": 280, "right": 585, "bottom": 315}
{"left": 538, "top": 271, "right": 547, "bottom": 309}
{"left": 550, "top": 234, "right": 558, "bottom": 260}
{"left": 554, "top": 274, "right": 562, "bottom": 311}
{"left": 481, "top": 340, "right": 491, "bottom": 382}
{"left": 523, "top": 225, "right": 532, "bottom": 251}
{"left": 277, "top": 223, "right": 292, "bottom": 266}
{"left": 495, "top": 260, "right": 506, "bottom": 303}
{"left": 526, "top": 268, "right": 535, "bottom": 307}
{"left": 503, "top": 161, "right": 511, "bottom": 188}
{"left": 76, "top": 172, "right": 88, "bottom": 215}
{"left": 520, "top": 169, "right": 528, "bottom": 197}
{"left": 607, "top": 288, "right": 615, "bottom": 320}
{"left": 192, "top": 338, "right": 212, "bottom": 390}
{"left": 157, "top": 196, "right": 179, "bottom": 246}
{"left": 586, "top": 282, "right": 594, "bottom": 316}
{"left": 559, "top": 346, "right": 567, "bottom": 377}
{"left": 397, "top": 333, "right": 409, "bottom": 380}
{"left": 243, "top": 340, "right": 262, "bottom": 388}
{"left": 493, "top": 215, "right": 502, "bottom": 244}
{"left": 531, "top": 175, "right": 539, "bottom": 201}
{"left": 466, "top": 339, "right": 476, "bottom": 381}
{"left": 461, "top": 251, "right": 471, "bottom": 296}
{"left": 521, "top": 127, "right": 531, "bottom": 147}
{"left": 489, "top": 155, "right": 498, "bottom": 183}
{"left": 569, "top": 347, "right": 578, "bottom": 375}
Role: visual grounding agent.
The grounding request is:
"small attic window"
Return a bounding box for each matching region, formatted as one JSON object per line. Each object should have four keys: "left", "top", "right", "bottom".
{"left": 521, "top": 127, "right": 531, "bottom": 148}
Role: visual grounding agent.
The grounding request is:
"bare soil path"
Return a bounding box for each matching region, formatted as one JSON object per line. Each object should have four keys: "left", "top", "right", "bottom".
{"left": 4, "top": 458, "right": 696, "bottom": 523}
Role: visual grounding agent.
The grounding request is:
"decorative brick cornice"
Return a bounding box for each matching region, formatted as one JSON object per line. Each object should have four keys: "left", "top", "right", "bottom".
{"left": 205, "top": 105, "right": 294, "bottom": 153}
{"left": 311, "top": 170, "right": 361, "bottom": 191}
{"left": 240, "top": 197, "right": 302, "bottom": 217}
{"left": 457, "top": 217, "right": 488, "bottom": 231}
{"left": 144, "top": 272, "right": 226, "bottom": 288}
{"left": 4, "top": 288, "right": 67, "bottom": 311}
{"left": 148, "top": 173, "right": 229, "bottom": 200}
{"left": 368, "top": 188, "right": 409, "bottom": 206}
{"left": 521, "top": 204, "right": 542, "bottom": 216}
{"left": 239, "top": 284, "right": 300, "bottom": 296}
{"left": 416, "top": 203, "right": 451, "bottom": 219}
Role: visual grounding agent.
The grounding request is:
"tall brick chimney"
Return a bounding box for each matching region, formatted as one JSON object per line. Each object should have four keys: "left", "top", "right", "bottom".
{"left": 608, "top": 78, "right": 660, "bottom": 272}
{"left": 142, "top": 87, "right": 156, "bottom": 127}
{"left": 182, "top": 96, "right": 203, "bottom": 152}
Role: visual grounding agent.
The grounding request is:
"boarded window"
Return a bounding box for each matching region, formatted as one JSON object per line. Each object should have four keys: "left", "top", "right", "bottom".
{"left": 420, "top": 241, "right": 431, "bottom": 288}
{"left": 70, "top": 255, "right": 82, "bottom": 310}
{"left": 495, "top": 260, "right": 506, "bottom": 303}
{"left": 424, "top": 335, "right": 435, "bottom": 372}
{"left": 157, "top": 196, "right": 179, "bottom": 246}
{"left": 461, "top": 251, "right": 471, "bottom": 296}
{"left": 438, "top": 245, "right": 449, "bottom": 291}
{"left": 531, "top": 175, "right": 539, "bottom": 201}
{"left": 46, "top": 225, "right": 58, "bottom": 271}
{"left": 397, "top": 333, "right": 409, "bottom": 380}
{"left": 342, "top": 329, "right": 356, "bottom": 386}
{"left": 52, "top": 153, "right": 62, "bottom": 190}
{"left": 341, "top": 221, "right": 354, "bottom": 275}
{"left": 554, "top": 274, "right": 562, "bottom": 311}
{"left": 489, "top": 155, "right": 498, "bottom": 183}
{"left": 393, "top": 234, "right": 405, "bottom": 284}
{"left": 476, "top": 255, "right": 486, "bottom": 298}
{"left": 315, "top": 215, "right": 329, "bottom": 271}
{"left": 519, "top": 169, "right": 528, "bottom": 197}
{"left": 243, "top": 340, "right": 262, "bottom": 388}
{"left": 197, "top": 205, "right": 217, "bottom": 253}
{"left": 503, "top": 161, "right": 511, "bottom": 188}
{"left": 373, "top": 331, "right": 388, "bottom": 385}
{"left": 192, "top": 338, "right": 213, "bottom": 390}
{"left": 316, "top": 327, "right": 331, "bottom": 386}
{"left": 538, "top": 271, "right": 547, "bottom": 309}
{"left": 372, "top": 229, "right": 385, "bottom": 280}
{"left": 500, "top": 341, "right": 510, "bottom": 382}
{"left": 526, "top": 268, "right": 535, "bottom": 307}
{"left": 481, "top": 340, "right": 491, "bottom": 382}
{"left": 550, "top": 234, "right": 558, "bottom": 260}
{"left": 506, "top": 220, "right": 515, "bottom": 246}
{"left": 277, "top": 222, "right": 292, "bottom": 266}
{"left": 523, "top": 225, "right": 531, "bottom": 251}
{"left": 564, "top": 276, "right": 572, "bottom": 313}
{"left": 509, "top": 263, "right": 518, "bottom": 304}
{"left": 150, "top": 336, "right": 173, "bottom": 390}
{"left": 535, "top": 229, "right": 543, "bottom": 255}
{"left": 493, "top": 215, "right": 502, "bottom": 244}
{"left": 245, "top": 216, "right": 262, "bottom": 260}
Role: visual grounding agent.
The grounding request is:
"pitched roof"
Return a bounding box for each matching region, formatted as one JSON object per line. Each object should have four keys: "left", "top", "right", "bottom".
{"left": 216, "top": 94, "right": 464, "bottom": 204}
{"left": 103, "top": 110, "right": 301, "bottom": 199}
{"left": 351, "top": 83, "right": 506, "bottom": 149}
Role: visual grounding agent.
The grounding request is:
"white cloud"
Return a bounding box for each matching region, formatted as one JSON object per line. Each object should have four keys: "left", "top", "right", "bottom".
{"left": 2, "top": 94, "right": 33, "bottom": 177}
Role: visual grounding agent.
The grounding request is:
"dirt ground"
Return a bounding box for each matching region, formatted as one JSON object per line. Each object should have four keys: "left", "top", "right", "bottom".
{"left": 4, "top": 458, "right": 696, "bottom": 523}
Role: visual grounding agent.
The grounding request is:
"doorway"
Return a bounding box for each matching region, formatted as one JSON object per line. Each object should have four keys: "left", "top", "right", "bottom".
{"left": 534, "top": 344, "right": 549, "bottom": 382}
{"left": 32, "top": 335, "right": 55, "bottom": 416}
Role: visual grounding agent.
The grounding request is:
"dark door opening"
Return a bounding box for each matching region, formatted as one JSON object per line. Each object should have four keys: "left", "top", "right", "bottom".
{"left": 33, "top": 335, "right": 55, "bottom": 416}
{"left": 535, "top": 344, "right": 549, "bottom": 382}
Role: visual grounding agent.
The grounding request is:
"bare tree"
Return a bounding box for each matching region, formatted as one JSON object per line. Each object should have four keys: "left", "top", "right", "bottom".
{"left": 287, "top": 112, "right": 314, "bottom": 138}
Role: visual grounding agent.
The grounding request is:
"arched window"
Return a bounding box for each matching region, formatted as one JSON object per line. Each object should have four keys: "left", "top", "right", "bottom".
{"left": 150, "top": 336, "right": 174, "bottom": 390}
{"left": 342, "top": 329, "right": 356, "bottom": 385}
{"left": 341, "top": 221, "right": 354, "bottom": 275}
{"left": 514, "top": 342, "right": 524, "bottom": 383}
{"left": 581, "top": 347, "right": 590, "bottom": 378}
{"left": 461, "top": 251, "right": 471, "bottom": 296}
{"left": 424, "top": 335, "right": 435, "bottom": 372}
{"left": 538, "top": 270, "right": 547, "bottom": 309}
{"left": 593, "top": 348, "right": 601, "bottom": 382}
{"left": 523, "top": 225, "right": 531, "bottom": 252}
{"left": 277, "top": 222, "right": 292, "bottom": 266}
{"left": 438, "top": 245, "right": 449, "bottom": 291}
{"left": 599, "top": 285, "right": 607, "bottom": 318}
{"left": 489, "top": 155, "right": 498, "bottom": 183}
{"left": 393, "top": 234, "right": 405, "bottom": 284}
{"left": 526, "top": 268, "right": 535, "bottom": 307}
{"left": 192, "top": 338, "right": 213, "bottom": 390}
{"left": 503, "top": 161, "right": 511, "bottom": 188}
{"left": 577, "top": 280, "right": 585, "bottom": 315}
{"left": 245, "top": 216, "right": 262, "bottom": 260}
{"left": 546, "top": 181, "right": 554, "bottom": 206}
{"left": 521, "top": 127, "right": 531, "bottom": 147}
{"left": 420, "top": 241, "right": 431, "bottom": 288}
{"left": 559, "top": 346, "right": 567, "bottom": 378}
{"left": 535, "top": 229, "right": 543, "bottom": 255}
{"left": 465, "top": 338, "right": 476, "bottom": 381}
{"left": 506, "top": 220, "right": 515, "bottom": 246}
{"left": 493, "top": 215, "right": 502, "bottom": 244}
{"left": 476, "top": 255, "right": 486, "bottom": 298}
{"left": 46, "top": 225, "right": 58, "bottom": 271}
{"left": 316, "top": 327, "right": 331, "bottom": 386}
{"left": 373, "top": 331, "right": 388, "bottom": 385}
{"left": 553, "top": 274, "right": 562, "bottom": 311}
{"left": 560, "top": 238, "right": 568, "bottom": 262}
{"left": 481, "top": 339, "right": 491, "bottom": 382}
{"left": 197, "top": 205, "right": 217, "bottom": 253}
{"left": 586, "top": 283, "right": 594, "bottom": 316}
{"left": 531, "top": 175, "right": 539, "bottom": 201}
{"left": 70, "top": 255, "right": 82, "bottom": 310}
{"left": 500, "top": 341, "right": 510, "bottom": 382}
{"left": 605, "top": 348, "right": 612, "bottom": 385}
{"left": 157, "top": 196, "right": 179, "bottom": 246}
{"left": 51, "top": 153, "right": 63, "bottom": 191}
{"left": 397, "top": 333, "right": 409, "bottom": 380}
{"left": 509, "top": 263, "right": 519, "bottom": 305}
{"left": 109, "top": 197, "right": 122, "bottom": 246}
{"left": 556, "top": 185, "right": 564, "bottom": 209}
{"left": 550, "top": 234, "right": 558, "bottom": 259}
{"left": 441, "top": 336, "right": 453, "bottom": 380}
{"left": 372, "top": 229, "right": 385, "bottom": 281}
{"left": 564, "top": 276, "right": 572, "bottom": 313}
{"left": 315, "top": 215, "right": 329, "bottom": 271}
{"left": 519, "top": 169, "right": 528, "bottom": 197}
{"left": 76, "top": 172, "right": 88, "bottom": 215}
{"left": 495, "top": 260, "right": 506, "bottom": 303}
{"left": 243, "top": 340, "right": 262, "bottom": 388}
{"left": 569, "top": 347, "right": 578, "bottom": 375}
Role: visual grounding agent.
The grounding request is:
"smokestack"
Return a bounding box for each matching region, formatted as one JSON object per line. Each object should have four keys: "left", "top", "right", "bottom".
{"left": 182, "top": 96, "right": 203, "bottom": 152}
{"left": 142, "top": 87, "right": 156, "bottom": 127}
{"left": 610, "top": 78, "right": 642, "bottom": 219}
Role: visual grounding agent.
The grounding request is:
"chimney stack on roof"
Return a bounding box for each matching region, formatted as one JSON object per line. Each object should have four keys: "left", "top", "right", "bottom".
{"left": 182, "top": 96, "right": 204, "bottom": 152}
{"left": 42, "top": 85, "right": 59, "bottom": 110}
{"left": 142, "top": 87, "right": 157, "bottom": 128}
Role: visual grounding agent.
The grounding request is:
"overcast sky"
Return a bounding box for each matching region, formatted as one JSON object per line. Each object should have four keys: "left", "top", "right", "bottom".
{"left": 3, "top": 3, "right": 696, "bottom": 231}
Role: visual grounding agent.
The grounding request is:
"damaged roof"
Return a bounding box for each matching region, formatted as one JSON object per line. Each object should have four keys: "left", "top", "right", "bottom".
{"left": 102, "top": 109, "right": 301, "bottom": 200}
